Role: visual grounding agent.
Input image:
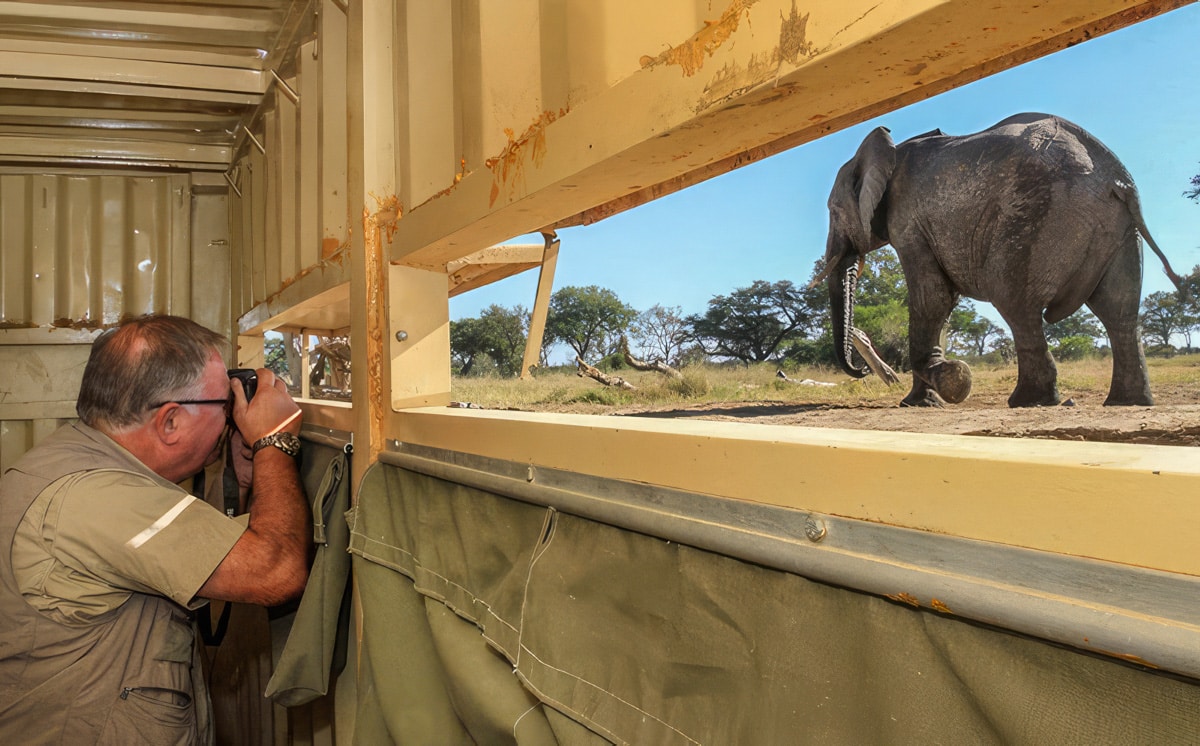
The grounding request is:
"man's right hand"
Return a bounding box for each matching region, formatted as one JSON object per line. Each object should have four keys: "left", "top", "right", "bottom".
{"left": 229, "top": 368, "right": 302, "bottom": 444}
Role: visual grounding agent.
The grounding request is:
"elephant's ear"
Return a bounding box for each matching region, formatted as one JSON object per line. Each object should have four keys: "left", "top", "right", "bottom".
{"left": 854, "top": 127, "right": 896, "bottom": 244}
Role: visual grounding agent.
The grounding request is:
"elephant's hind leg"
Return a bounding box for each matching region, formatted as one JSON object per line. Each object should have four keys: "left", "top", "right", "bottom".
{"left": 1088, "top": 239, "right": 1152, "bottom": 406}
{"left": 1000, "top": 308, "right": 1061, "bottom": 407}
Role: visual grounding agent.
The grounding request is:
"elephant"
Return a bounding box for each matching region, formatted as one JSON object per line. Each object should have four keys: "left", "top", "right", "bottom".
{"left": 814, "top": 112, "right": 1184, "bottom": 408}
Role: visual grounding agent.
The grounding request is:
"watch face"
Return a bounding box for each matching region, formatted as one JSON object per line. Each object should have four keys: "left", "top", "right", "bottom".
{"left": 275, "top": 433, "right": 301, "bottom": 455}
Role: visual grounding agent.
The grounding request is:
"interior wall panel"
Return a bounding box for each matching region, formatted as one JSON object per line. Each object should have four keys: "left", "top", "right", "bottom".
{"left": 0, "top": 171, "right": 191, "bottom": 328}
{"left": 320, "top": 1, "right": 349, "bottom": 262}
{"left": 227, "top": 1, "right": 352, "bottom": 333}
{"left": 0, "top": 176, "right": 31, "bottom": 326}
{"left": 0, "top": 170, "right": 226, "bottom": 468}
{"left": 297, "top": 42, "right": 320, "bottom": 272}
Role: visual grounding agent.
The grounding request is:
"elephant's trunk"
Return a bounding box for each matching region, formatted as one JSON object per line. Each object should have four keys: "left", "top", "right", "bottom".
{"left": 829, "top": 254, "right": 870, "bottom": 378}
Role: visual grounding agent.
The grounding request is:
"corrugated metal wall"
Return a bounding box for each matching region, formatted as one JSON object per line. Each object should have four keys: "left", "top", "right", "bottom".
{"left": 0, "top": 170, "right": 230, "bottom": 471}
{"left": 0, "top": 172, "right": 192, "bottom": 327}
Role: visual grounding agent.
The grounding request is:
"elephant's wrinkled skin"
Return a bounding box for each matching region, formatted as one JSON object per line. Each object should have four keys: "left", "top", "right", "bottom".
{"left": 816, "top": 113, "right": 1183, "bottom": 408}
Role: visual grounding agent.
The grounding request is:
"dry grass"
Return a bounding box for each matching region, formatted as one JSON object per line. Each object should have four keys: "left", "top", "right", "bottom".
{"left": 449, "top": 354, "right": 1200, "bottom": 413}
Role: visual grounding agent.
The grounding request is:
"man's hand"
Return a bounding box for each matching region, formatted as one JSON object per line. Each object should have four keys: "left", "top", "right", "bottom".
{"left": 229, "top": 368, "right": 302, "bottom": 444}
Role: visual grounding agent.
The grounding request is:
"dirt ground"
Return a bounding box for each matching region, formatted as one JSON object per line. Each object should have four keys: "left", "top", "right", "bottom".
{"left": 609, "top": 381, "right": 1200, "bottom": 447}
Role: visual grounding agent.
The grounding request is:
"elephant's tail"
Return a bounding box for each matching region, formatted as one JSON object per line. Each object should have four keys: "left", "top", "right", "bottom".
{"left": 1114, "top": 181, "right": 1186, "bottom": 292}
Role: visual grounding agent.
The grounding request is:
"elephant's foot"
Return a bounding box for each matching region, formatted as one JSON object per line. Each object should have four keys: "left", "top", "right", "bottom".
{"left": 1103, "top": 391, "right": 1153, "bottom": 407}
{"left": 900, "top": 389, "right": 946, "bottom": 408}
{"left": 1103, "top": 372, "right": 1153, "bottom": 406}
{"left": 924, "top": 359, "right": 972, "bottom": 404}
{"left": 908, "top": 358, "right": 972, "bottom": 407}
{"left": 1007, "top": 385, "right": 1060, "bottom": 408}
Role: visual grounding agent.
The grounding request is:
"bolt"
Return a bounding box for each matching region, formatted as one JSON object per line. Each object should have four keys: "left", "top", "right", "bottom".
{"left": 804, "top": 517, "right": 827, "bottom": 543}
{"left": 395, "top": 330, "right": 408, "bottom": 342}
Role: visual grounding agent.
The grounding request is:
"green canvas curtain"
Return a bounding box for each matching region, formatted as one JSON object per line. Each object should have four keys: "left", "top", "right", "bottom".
{"left": 347, "top": 463, "right": 1200, "bottom": 745}
{"left": 264, "top": 440, "right": 353, "bottom": 707}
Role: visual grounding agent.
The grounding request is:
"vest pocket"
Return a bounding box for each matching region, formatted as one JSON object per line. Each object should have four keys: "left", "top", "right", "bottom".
{"left": 98, "top": 686, "right": 195, "bottom": 745}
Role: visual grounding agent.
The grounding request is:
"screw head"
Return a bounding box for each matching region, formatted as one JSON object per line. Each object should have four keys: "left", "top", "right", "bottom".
{"left": 804, "top": 517, "right": 827, "bottom": 543}
{"left": 395, "top": 330, "right": 408, "bottom": 342}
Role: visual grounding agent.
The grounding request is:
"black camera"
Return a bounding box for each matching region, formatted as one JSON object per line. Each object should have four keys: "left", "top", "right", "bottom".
{"left": 228, "top": 368, "right": 258, "bottom": 400}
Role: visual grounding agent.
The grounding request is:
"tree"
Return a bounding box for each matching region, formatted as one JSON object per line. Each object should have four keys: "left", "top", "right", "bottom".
{"left": 1140, "top": 291, "right": 1191, "bottom": 349}
{"left": 1045, "top": 309, "right": 1104, "bottom": 346}
{"left": 1043, "top": 309, "right": 1106, "bottom": 361}
{"left": 545, "top": 286, "right": 636, "bottom": 362}
{"left": 945, "top": 301, "right": 1007, "bottom": 357}
{"left": 265, "top": 335, "right": 289, "bottom": 379}
{"left": 630, "top": 304, "right": 689, "bottom": 365}
{"left": 854, "top": 249, "right": 908, "bottom": 306}
{"left": 1173, "top": 265, "right": 1200, "bottom": 348}
{"left": 450, "top": 304, "right": 529, "bottom": 376}
{"left": 688, "top": 280, "right": 817, "bottom": 363}
{"left": 1187, "top": 166, "right": 1200, "bottom": 202}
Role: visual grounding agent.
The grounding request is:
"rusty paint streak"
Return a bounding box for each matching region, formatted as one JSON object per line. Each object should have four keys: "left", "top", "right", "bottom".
{"left": 370, "top": 193, "right": 403, "bottom": 243}
{"left": 777, "top": 1, "right": 815, "bottom": 65}
{"left": 639, "top": 0, "right": 757, "bottom": 77}
{"left": 1092, "top": 649, "right": 1159, "bottom": 669}
{"left": 362, "top": 204, "right": 388, "bottom": 461}
{"left": 695, "top": 3, "right": 816, "bottom": 114}
{"left": 886, "top": 592, "right": 920, "bottom": 608}
{"left": 0, "top": 320, "right": 37, "bottom": 329}
{"left": 930, "top": 598, "right": 952, "bottom": 614}
{"left": 51, "top": 317, "right": 103, "bottom": 331}
{"left": 321, "top": 237, "right": 342, "bottom": 259}
{"left": 259, "top": 240, "right": 352, "bottom": 302}
{"left": 415, "top": 157, "right": 472, "bottom": 211}
{"left": 485, "top": 110, "right": 566, "bottom": 207}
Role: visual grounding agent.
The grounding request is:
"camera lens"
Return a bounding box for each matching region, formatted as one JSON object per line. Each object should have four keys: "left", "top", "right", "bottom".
{"left": 227, "top": 369, "right": 258, "bottom": 400}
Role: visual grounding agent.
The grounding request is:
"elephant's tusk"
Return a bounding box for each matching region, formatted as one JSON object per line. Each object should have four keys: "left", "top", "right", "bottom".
{"left": 848, "top": 328, "right": 900, "bottom": 385}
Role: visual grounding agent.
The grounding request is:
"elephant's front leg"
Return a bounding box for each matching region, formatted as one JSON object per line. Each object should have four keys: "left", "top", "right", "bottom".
{"left": 900, "top": 272, "right": 963, "bottom": 407}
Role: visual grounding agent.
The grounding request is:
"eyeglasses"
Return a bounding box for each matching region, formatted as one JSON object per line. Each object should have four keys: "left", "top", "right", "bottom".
{"left": 147, "top": 398, "right": 230, "bottom": 411}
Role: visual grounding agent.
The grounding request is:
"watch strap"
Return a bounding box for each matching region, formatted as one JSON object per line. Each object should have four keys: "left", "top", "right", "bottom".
{"left": 252, "top": 431, "right": 301, "bottom": 457}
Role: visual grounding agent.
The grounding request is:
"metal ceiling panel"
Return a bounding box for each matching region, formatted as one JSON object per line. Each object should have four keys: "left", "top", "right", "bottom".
{"left": 0, "top": 0, "right": 315, "bottom": 170}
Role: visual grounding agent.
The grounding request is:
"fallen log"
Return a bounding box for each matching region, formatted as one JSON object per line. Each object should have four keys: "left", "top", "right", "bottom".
{"left": 848, "top": 328, "right": 901, "bottom": 385}
{"left": 622, "top": 346, "right": 682, "bottom": 379}
{"left": 775, "top": 370, "right": 836, "bottom": 387}
{"left": 576, "top": 357, "right": 637, "bottom": 390}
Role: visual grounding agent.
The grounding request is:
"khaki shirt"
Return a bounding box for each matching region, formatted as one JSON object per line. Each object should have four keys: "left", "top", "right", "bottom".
{"left": 0, "top": 423, "right": 245, "bottom": 746}
{"left": 13, "top": 469, "right": 245, "bottom": 624}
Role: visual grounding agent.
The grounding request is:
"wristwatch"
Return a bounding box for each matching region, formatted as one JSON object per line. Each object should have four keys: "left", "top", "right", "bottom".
{"left": 252, "top": 432, "right": 301, "bottom": 457}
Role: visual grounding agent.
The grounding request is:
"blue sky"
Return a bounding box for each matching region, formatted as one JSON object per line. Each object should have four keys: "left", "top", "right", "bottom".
{"left": 450, "top": 6, "right": 1200, "bottom": 360}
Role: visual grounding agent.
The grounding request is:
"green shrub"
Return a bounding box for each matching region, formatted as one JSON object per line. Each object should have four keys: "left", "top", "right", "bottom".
{"left": 1053, "top": 335, "right": 1097, "bottom": 362}
{"left": 1145, "top": 344, "right": 1177, "bottom": 359}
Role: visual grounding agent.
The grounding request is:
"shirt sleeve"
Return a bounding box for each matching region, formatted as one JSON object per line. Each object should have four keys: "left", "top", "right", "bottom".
{"left": 48, "top": 468, "right": 247, "bottom": 609}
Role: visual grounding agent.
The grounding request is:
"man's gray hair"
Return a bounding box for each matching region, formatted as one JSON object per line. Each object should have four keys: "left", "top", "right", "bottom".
{"left": 77, "top": 315, "right": 228, "bottom": 429}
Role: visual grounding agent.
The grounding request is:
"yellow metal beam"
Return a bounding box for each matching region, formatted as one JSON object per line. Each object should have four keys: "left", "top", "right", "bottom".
{"left": 446, "top": 243, "right": 545, "bottom": 297}
{"left": 389, "top": 408, "right": 1200, "bottom": 577}
{"left": 521, "top": 233, "right": 560, "bottom": 379}
{"left": 389, "top": 0, "right": 1191, "bottom": 269}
